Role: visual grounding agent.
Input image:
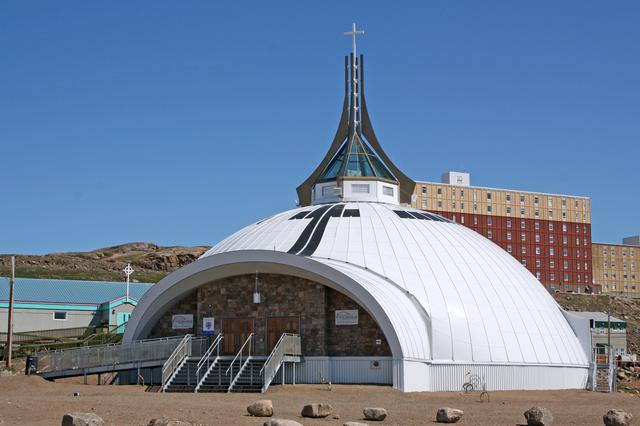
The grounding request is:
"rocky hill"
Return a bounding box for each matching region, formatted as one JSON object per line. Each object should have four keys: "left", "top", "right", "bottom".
{"left": 0, "top": 242, "right": 209, "bottom": 283}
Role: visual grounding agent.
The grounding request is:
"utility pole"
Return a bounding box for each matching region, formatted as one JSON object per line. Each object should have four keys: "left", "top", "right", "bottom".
{"left": 5, "top": 256, "right": 15, "bottom": 369}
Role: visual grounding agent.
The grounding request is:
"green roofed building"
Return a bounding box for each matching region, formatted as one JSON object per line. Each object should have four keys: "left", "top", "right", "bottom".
{"left": 0, "top": 277, "right": 153, "bottom": 336}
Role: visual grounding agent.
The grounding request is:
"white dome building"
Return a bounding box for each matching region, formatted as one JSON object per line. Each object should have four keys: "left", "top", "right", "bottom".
{"left": 124, "top": 32, "right": 590, "bottom": 392}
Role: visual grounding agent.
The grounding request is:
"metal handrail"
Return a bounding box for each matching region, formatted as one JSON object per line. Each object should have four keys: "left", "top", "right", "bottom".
{"left": 161, "top": 334, "right": 192, "bottom": 391}
{"left": 225, "top": 333, "right": 253, "bottom": 391}
{"left": 260, "top": 333, "right": 301, "bottom": 392}
{"left": 195, "top": 334, "right": 223, "bottom": 384}
{"left": 34, "top": 334, "right": 188, "bottom": 374}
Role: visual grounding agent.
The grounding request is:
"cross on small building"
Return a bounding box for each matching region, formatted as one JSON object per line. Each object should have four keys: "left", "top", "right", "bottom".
{"left": 344, "top": 22, "right": 364, "bottom": 59}
{"left": 123, "top": 263, "right": 134, "bottom": 280}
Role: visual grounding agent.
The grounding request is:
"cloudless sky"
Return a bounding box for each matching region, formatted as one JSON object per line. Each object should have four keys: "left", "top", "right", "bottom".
{"left": 1, "top": 1, "right": 639, "bottom": 254}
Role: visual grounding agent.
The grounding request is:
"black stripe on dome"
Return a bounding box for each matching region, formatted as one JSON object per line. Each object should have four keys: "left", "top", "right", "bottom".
{"left": 286, "top": 205, "right": 333, "bottom": 254}
{"left": 289, "top": 211, "right": 311, "bottom": 220}
{"left": 342, "top": 209, "right": 360, "bottom": 217}
{"left": 299, "top": 204, "right": 345, "bottom": 256}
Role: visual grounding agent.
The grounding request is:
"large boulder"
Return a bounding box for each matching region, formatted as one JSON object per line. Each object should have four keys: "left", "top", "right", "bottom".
{"left": 436, "top": 407, "right": 464, "bottom": 423}
{"left": 61, "top": 413, "right": 105, "bottom": 426}
{"left": 603, "top": 409, "right": 633, "bottom": 426}
{"left": 248, "top": 400, "right": 274, "bottom": 417}
{"left": 263, "top": 420, "right": 304, "bottom": 426}
{"left": 363, "top": 407, "right": 387, "bottom": 421}
{"left": 524, "top": 407, "right": 554, "bottom": 426}
{"left": 147, "top": 419, "right": 192, "bottom": 426}
{"left": 301, "top": 403, "right": 333, "bottom": 418}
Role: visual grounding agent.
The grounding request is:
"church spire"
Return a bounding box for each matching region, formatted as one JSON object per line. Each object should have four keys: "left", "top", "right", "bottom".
{"left": 296, "top": 25, "right": 416, "bottom": 207}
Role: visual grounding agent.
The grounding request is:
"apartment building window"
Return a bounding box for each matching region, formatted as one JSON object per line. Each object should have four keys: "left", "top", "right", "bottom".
{"left": 548, "top": 199, "right": 553, "bottom": 207}
{"left": 548, "top": 210, "right": 553, "bottom": 219}
{"left": 550, "top": 248, "right": 555, "bottom": 256}
{"left": 535, "top": 259, "right": 541, "bottom": 268}
{"left": 506, "top": 220, "right": 512, "bottom": 228}
{"left": 522, "top": 259, "right": 527, "bottom": 266}
{"left": 550, "top": 273, "right": 556, "bottom": 281}
{"left": 460, "top": 189, "right": 464, "bottom": 197}
{"left": 536, "top": 272, "right": 542, "bottom": 280}
{"left": 473, "top": 216, "right": 478, "bottom": 225}
{"left": 437, "top": 187, "right": 442, "bottom": 195}
{"left": 460, "top": 202, "right": 465, "bottom": 210}
{"left": 562, "top": 223, "right": 567, "bottom": 232}
{"left": 520, "top": 208, "right": 525, "bottom": 215}
{"left": 576, "top": 238, "right": 580, "bottom": 245}
{"left": 507, "top": 245, "right": 512, "bottom": 253}
{"left": 487, "top": 217, "right": 493, "bottom": 226}
{"left": 474, "top": 203, "right": 478, "bottom": 212}
{"left": 563, "top": 248, "right": 569, "bottom": 257}
{"left": 534, "top": 210, "right": 540, "bottom": 217}
{"left": 562, "top": 199, "right": 567, "bottom": 207}
{"left": 563, "top": 273, "right": 569, "bottom": 282}
{"left": 422, "top": 186, "right": 427, "bottom": 194}
{"left": 521, "top": 221, "right": 526, "bottom": 229}
{"left": 506, "top": 207, "right": 512, "bottom": 214}
{"left": 438, "top": 201, "right": 442, "bottom": 208}
{"left": 535, "top": 222, "right": 540, "bottom": 230}
{"left": 507, "top": 232, "right": 512, "bottom": 241}
{"left": 563, "top": 260, "right": 569, "bottom": 269}
{"left": 487, "top": 231, "right": 493, "bottom": 239}
{"left": 487, "top": 205, "right": 492, "bottom": 213}
{"left": 603, "top": 248, "right": 608, "bottom": 255}
{"left": 536, "top": 247, "right": 541, "bottom": 255}
{"left": 506, "top": 194, "right": 511, "bottom": 202}
{"left": 452, "top": 202, "right": 456, "bottom": 209}
{"left": 460, "top": 216, "right": 465, "bottom": 224}
{"left": 549, "top": 223, "right": 554, "bottom": 231}
{"left": 549, "top": 235, "right": 555, "bottom": 244}
{"left": 522, "top": 246, "right": 527, "bottom": 254}
{"left": 562, "top": 212, "right": 567, "bottom": 219}
{"left": 577, "top": 249, "right": 581, "bottom": 257}
{"left": 535, "top": 234, "right": 541, "bottom": 243}
{"left": 575, "top": 200, "right": 579, "bottom": 209}
{"left": 534, "top": 196, "right": 539, "bottom": 204}
{"left": 562, "top": 236, "right": 568, "bottom": 245}
{"left": 487, "top": 192, "right": 492, "bottom": 200}
{"left": 520, "top": 195, "right": 525, "bottom": 203}
{"left": 452, "top": 189, "right": 456, "bottom": 197}
{"left": 521, "top": 233, "right": 526, "bottom": 242}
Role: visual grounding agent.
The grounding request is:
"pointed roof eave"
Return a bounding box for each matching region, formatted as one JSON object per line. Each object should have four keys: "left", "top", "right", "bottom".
{"left": 359, "top": 55, "right": 416, "bottom": 204}
{"left": 296, "top": 57, "right": 350, "bottom": 207}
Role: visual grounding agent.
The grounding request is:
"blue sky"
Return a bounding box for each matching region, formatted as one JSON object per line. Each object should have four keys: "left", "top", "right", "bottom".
{"left": 1, "top": 1, "right": 638, "bottom": 254}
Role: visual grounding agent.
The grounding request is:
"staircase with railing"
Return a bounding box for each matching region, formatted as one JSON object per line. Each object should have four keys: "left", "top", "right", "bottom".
{"left": 226, "top": 333, "right": 254, "bottom": 392}
{"left": 260, "top": 333, "right": 302, "bottom": 393}
{"left": 194, "top": 334, "right": 223, "bottom": 392}
{"left": 161, "top": 334, "right": 193, "bottom": 391}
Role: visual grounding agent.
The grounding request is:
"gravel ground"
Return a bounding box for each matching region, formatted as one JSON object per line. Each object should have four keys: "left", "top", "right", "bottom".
{"left": 0, "top": 375, "right": 638, "bottom": 425}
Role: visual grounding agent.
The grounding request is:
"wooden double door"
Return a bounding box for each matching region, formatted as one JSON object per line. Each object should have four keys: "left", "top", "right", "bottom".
{"left": 266, "top": 316, "right": 300, "bottom": 353}
{"left": 221, "top": 316, "right": 300, "bottom": 355}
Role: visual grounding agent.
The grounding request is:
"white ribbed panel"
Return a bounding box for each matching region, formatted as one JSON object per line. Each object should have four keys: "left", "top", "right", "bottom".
{"left": 271, "top": 357, "right": 393, "bottom": 385}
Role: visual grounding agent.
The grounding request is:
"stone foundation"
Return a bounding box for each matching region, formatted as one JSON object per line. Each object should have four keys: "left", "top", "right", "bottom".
{"left": 148, "top": 273, "right": 391, "bottom": 357}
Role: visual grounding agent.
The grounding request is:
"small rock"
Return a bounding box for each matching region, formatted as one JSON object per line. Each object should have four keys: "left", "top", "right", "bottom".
{"left": 523, "top": 406, "right": 554, "bottom": 426}
{"left": 436, "top": 407, "right": 463, "bottom": 423}
{"left": 363, "top": 407, "right": 387, "bottom": 421}
{"left": 603, "top": 409, "right": 633, "bottom": 426}
{"left": 73, "top": 392, "right": 80, "bottom": 397}
{"left": 147, "top": 419, "right": 192, "bottom": 426}
{"left": 344, "top": 422, "right": 369, "bottom": 426}
{"left": 332, "top": 414, "right": 340, "bottom": 419}
{"left": 247, "top": 400, "right": 274, "bottom": 417}
{"left": 263, "top": 420, "right": 303, "bottom": 426}
{"left": 301, "top": 403, "right": 333, "bottom": 418}
{"left": 61, "top": 412, "right": 105, "bottom": 426}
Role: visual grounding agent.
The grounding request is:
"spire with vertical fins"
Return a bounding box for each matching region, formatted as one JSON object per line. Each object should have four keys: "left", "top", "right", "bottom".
{"left": 296, "top": 24, "right": 415, "bottom": 206}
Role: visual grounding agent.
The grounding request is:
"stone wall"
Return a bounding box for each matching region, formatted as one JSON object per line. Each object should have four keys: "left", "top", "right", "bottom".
{"left": 147, "top": 274, "right": 391, "bottom": 357}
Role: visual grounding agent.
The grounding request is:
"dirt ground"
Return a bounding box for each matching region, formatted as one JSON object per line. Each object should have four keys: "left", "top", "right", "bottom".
{"left": 0, "top": 375, "right": 638, "bottom": 426}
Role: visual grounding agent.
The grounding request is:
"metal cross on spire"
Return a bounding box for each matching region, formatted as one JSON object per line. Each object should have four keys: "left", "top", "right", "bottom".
{"left": 344, "top": 22, "right": 364, "bottom": 132}
{"left": 344, "top": 22, "right": 364, "bottom": 62}
{"left": 123, "top": 263, "right": 134, "bottom": 301}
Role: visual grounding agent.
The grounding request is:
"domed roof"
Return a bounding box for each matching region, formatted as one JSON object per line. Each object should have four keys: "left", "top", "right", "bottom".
{"left": 203, "top": 202, "right": 589, "bottom": 367}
